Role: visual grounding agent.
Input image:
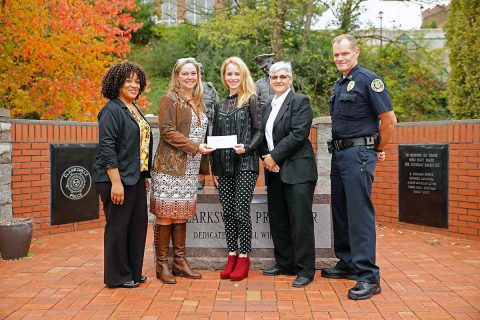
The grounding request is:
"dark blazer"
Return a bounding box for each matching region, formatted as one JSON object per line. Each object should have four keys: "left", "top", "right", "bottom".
{"left": 92, "top": 99, "right": 153, "bottom": 185}
{"left": 260, "top": 91, "right": 318, "bottom": 185}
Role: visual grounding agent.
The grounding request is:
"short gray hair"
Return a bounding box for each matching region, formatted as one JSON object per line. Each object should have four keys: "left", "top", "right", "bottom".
{"left": 332, "top": 34, "right": 358, "bottom": 48}
{"left": 269, "top": 61, "right": 293, "bottom": 77}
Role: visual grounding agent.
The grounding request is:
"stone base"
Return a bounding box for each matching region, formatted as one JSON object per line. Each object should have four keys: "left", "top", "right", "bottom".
{"left": 187, "top": 257, "right": 338, "bottom": 270}
{"left": 149, "top": 186, "right": 336, "bottom": 270}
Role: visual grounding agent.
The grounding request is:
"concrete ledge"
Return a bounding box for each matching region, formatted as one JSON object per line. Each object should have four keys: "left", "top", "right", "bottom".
{"left": 0, "top": 109, "right": 10, "bottom": 122}
{"left": 11, "top": 118, "right": 97, "bottom": 126}
{"left": 186, "top": 254, "right": 337, "bottom": 270}
{"left": 312, "top": 116, "right": 332, "bottom": 126}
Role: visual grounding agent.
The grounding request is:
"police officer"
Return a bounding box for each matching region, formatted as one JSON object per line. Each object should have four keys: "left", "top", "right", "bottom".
{"left": 253, "top": 53, "right": 275, "bottom": 107}
{"left": 321, "top": 34, "right": 396, "bottom": 300}
{"left": 197, "top": 62, "right": 219, "bottom": 190}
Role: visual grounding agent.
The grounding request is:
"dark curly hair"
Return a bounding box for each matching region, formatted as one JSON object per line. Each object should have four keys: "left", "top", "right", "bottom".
{"left": 101, "top": 61, "right": 147, "bottom": 100}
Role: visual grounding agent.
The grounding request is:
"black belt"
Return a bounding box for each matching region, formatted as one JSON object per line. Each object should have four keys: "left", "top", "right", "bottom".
{"left": 327, "top": 135, "right": 378, "bottom": 153}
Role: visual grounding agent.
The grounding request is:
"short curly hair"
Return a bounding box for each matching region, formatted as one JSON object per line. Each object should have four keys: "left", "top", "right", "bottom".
{"left": 101, "top": 61, "right": 147, "bottom": 100}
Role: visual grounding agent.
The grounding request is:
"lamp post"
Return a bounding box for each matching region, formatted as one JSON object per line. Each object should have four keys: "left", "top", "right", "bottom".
{"left": 378, "top": 11, "right": 384, "bottom": 52}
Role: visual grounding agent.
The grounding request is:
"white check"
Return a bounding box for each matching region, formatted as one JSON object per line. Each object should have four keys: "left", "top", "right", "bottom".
{"left": 207, "top": 135, "right": 237, "bottom": 149}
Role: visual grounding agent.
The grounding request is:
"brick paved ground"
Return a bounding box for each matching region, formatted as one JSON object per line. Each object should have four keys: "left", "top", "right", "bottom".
{"left": 0, "top": 225, "right": 479, "bottom": 319}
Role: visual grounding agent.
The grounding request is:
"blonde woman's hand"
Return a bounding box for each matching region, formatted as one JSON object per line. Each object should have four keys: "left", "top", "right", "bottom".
{"left": 233, "top": 144, "right": 245, "bottom": 154}
{"left": 213, "top": 175, "right": 219, "bottom": 188}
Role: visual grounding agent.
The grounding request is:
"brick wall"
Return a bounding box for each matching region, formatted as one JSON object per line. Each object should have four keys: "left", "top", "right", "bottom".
{"left": 9, "top": 117, "right": 480, "bottom": 240}
{"left": 10, "top": 120, "right": 103, "bottom": 236}
{"left": 373, "top": 120, "right": 480, "bottom": 240}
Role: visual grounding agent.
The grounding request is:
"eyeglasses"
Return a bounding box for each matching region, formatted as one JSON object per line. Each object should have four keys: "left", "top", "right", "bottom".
{"left": 269, "top": 74, "right": 291, "bottom": 81}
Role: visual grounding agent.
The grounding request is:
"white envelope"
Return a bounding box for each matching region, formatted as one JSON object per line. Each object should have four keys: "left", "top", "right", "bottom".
{"left": 207, "top": 135, "right": 237, "bottom": 149}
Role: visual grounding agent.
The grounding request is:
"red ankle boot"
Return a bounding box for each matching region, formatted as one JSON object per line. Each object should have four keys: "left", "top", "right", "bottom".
{"left": 230, "top": 257, "right": 250, "bottom": 281}
{"left": 220, "top": 255, "right": 237, "bottom": 279}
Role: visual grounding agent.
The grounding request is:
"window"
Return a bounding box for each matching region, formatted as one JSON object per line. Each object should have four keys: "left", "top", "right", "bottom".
{"left": 162, "top": 0, "right": 177, "bottom": 26}
{"left": 186, "top": 0, "right": 215, "bottom": 24}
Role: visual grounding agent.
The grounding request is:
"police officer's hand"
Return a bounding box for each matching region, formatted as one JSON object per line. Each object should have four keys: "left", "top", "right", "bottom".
{"left": 377, "top": 150, "right": 386, "bottom": 162}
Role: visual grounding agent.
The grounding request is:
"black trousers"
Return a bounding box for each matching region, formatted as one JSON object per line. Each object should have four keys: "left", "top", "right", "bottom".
{"left": 266, "top": 173, "right": 316, "bottom": 279}
{"left": 331, "top": 146, "right": 380, "bottom": 284}
{"left": 95, "top": 177, "right": 148, "bottom": 287}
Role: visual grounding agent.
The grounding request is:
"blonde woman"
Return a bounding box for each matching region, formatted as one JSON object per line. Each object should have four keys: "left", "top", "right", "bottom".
{"left": 150, "top": 58, "right": 214, "bottom": 284}
{"left": 211, "top": 57, "right": 263, "bottom": 281}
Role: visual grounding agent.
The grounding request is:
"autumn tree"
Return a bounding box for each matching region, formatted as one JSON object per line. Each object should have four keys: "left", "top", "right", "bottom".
{"left": 0, "top": 0, "right": 141, "bottom": 121}
{"left": 445, "top": 0, "right": 480, "bottom": 119}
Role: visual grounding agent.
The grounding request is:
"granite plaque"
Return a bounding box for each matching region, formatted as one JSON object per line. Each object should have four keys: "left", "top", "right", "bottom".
{"left": 399, "top": 144, "right": 448, "bottom": 228}
{"left": 186, "top": 202, "right": 331, "bottom": 249}
{"left": 50, "top": 143, "right": 99, "bottom": 225}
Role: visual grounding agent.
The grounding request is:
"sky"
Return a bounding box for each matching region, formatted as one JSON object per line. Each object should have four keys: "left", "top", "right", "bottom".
{"left": 313, "top": 0, "right": 450, "bottom": 30}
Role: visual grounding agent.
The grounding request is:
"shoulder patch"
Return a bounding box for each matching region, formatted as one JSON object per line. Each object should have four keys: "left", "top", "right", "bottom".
{"left": 371, "top": 79, "right": 384, "bottom": 92}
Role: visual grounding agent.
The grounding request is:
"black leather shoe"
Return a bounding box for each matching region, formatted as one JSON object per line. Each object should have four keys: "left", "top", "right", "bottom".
{"left": 140, "top": 276, "right": 147, "bottom": 283}
{"left": 262, "top": 266, "right": 295, "bottom": 276}
{"left": 118, "top": 280, "right": 140, "bottom": 289}
{"left": 348, "top": 281, "right": 381, "bottom": 300}
{"left": 321, "top": 267, "right": 357, "bottom": 280}
{"left": 292, "top": 276, "right": 313, "bottom": 288}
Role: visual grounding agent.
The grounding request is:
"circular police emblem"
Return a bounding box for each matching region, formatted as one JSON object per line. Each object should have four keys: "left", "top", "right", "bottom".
{"left": 60, "top": 166, "right": 91, "bottom": 200}
{"left": 371, "top": 79, "right": 385, "bottom": 92}
{"left": 347, "top": 81, "right": 355, "bottom": 92}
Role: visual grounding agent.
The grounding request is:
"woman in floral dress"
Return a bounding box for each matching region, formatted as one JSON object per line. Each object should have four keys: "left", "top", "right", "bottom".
{"left": 150, "top": 58, "right": 215, "bottom": 284}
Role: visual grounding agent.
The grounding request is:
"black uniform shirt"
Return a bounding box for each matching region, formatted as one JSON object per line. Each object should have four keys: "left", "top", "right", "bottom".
{"left": 330, "top": 64, "right": 393, "bottom": 139}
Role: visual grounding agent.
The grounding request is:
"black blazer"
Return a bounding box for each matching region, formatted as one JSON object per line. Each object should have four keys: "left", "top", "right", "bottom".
{"left": 260, "top": 91, "right": 318, "bottom": 185}
{"left": 92, "top": 99, "right": 153, "bottom": 185}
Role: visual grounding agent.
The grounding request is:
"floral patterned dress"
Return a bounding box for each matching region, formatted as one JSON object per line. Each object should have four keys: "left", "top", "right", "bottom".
{"left": 150, "top": 110, "right": 207, "bottom": 219}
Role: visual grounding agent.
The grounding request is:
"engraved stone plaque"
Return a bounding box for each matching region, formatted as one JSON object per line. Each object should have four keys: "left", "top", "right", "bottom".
{"left": 186, "top": 196, "right": 331, "bottom": 249}
{"left": 50, "top": 143, "right": 99, "bottom": 225}
{"left": 399, "top": 144, "right": 448, "bottom": 228}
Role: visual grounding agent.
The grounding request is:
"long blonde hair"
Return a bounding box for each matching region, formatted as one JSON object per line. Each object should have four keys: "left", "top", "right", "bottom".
{"left": 220, "top": 57, "right": 256, "bottom": 108}
{"left": 167, "top": 57, "right": 205, "bottom": 112}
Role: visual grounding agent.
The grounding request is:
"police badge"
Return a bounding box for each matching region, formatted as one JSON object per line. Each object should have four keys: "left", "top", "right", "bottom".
{"left": 371, "top": 79, "right": 385, "bottom": 92}
{"left": 347, "top": 81, "right": 355, "bottom": 92}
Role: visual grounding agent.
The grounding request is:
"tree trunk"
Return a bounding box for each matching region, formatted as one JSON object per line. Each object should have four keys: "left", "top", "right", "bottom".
{"left": 272, "top": 0, "right": 286, "bottom": 60}
{"left": 301, "top": 0, "right": 314, "bottom": 53}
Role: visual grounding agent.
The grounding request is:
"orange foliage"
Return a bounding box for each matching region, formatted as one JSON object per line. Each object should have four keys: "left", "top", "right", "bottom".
{"left": 0, "top": 0, "right": 142, "bottom": 121}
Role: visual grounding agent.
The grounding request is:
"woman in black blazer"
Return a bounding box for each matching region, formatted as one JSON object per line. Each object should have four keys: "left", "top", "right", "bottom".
{"left": 259, "top": 61, "right": 318, "bottom": 288}
{"left": 92, "top": 61, "right": 153, "bottom": 289}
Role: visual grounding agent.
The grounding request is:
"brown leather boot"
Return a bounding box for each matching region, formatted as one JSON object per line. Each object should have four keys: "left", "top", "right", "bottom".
{"left": 171, "top": 223, "right": 201, "bottom": 279}
{"left": 153, "top": 224, "right": 176, "bottom": 284}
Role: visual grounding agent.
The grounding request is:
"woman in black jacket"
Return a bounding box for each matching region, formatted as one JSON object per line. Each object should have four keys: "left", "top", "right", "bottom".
{"left": 92, "top": 61, "right": 153, "bottom": 289}
{"left": 211, "top": 57, "right": 263, "bottom": 281}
